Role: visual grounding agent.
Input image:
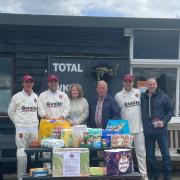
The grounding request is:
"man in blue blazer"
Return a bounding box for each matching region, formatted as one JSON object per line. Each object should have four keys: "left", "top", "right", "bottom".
{"left": 88, "top": 80, "right": 120, "bottom": 129}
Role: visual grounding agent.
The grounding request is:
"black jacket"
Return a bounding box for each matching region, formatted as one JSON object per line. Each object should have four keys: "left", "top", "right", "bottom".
{"left": 88, "top": 94, "right": 120, "bottom": 129}
{"left": 141, "top": 89, "right": 174, "bottom": 135}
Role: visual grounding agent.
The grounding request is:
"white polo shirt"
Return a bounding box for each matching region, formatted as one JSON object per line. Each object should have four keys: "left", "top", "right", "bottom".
{"left": 38, "top": 89, "right": 70, "bottom": 119}
{"left": 8, "top": 90, "right": 39, "bottom": 128}
{"left": 115, "top": 88, "right": 143, "bottom": 134}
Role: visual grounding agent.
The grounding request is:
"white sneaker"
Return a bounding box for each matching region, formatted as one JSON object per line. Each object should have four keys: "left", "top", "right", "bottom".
{"left": 142, "top": 174, "right": 149, "bottom": 180}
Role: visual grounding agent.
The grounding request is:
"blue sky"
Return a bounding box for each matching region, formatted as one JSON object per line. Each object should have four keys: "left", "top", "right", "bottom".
{"left": 0, "top": 0, "right": 179, "bottom": 18}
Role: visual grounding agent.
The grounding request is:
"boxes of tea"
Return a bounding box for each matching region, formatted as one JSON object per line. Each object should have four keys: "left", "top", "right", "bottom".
{"left": 29, "top": 168, "right": 48, "bottom": 177}
{"left": 61, "top": 129, "right": 73, "bottom": 147}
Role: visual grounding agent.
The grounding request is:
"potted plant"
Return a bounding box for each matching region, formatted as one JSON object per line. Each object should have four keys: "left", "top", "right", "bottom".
{"left": 91, "top": 63, "right": 119, "bottom": 82}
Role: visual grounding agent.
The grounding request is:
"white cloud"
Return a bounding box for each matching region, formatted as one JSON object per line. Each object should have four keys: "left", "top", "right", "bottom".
{"left": 85, "top": 0, "right": 180, "bottom": 18}
{"left": 0, "top": 0, "right": 179, "bottom": 18}
{"left": 0, "top": 0, "right": 87, "bottom": 15}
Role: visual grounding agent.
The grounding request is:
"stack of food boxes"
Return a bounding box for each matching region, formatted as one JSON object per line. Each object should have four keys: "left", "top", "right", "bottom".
{"left": 37, "top": 119, "right": 133, "bottom": 177}
{"left": 103, "top": 120, "right": 133, "bottom": 175}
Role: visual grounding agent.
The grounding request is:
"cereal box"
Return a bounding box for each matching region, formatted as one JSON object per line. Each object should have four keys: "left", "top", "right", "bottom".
{"left": 106, "top": 120, "right": 130, "bottom": 134}
{"left": 72, "top": 125, "right": 87, "bottom": 147}
{"left": 111, "top": 134, "right": 132, "bottom": 148}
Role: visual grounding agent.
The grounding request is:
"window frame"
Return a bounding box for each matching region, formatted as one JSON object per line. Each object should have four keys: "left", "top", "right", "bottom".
{"left": 133, "top": 29, "right": 179, "bottom": 60}
{"left": 129, "top": 29, "right": 180, "bottom": 117}
{"left": 0, "top": 54, "right": 16, "bottom": 118}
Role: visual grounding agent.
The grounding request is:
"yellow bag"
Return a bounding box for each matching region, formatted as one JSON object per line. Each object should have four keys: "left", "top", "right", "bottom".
{"left": 39, "top": 119, "right": 71, "bottom": 140}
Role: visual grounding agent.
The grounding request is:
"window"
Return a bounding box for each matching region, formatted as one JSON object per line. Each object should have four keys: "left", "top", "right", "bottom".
{"left": 133, "top": 68, "right": 176, "bottom": 109}
{"left": 133, "top": 30, "right": 179, "bottom": 59}
{"left": 0, "top": 56, "right": 14, "bottom": 116}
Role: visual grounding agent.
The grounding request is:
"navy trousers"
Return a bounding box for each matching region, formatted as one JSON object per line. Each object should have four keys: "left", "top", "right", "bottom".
{"left": 145, "top": 134, "right": 171, "bottom": 178}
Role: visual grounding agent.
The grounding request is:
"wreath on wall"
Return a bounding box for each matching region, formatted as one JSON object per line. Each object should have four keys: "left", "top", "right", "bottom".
{"left": 90, "top": 63, "right": 119, "bottom": 82}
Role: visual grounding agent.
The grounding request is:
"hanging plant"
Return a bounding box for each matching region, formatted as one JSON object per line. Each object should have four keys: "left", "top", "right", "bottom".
{"left": 91, "top": 63, "right": 119, "bottom": 82}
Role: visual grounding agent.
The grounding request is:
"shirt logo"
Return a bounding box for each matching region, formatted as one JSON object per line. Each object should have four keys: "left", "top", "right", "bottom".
{"left": 47, "top": 102, "right": 62, "bottom": 108}
{"left": 124, "top": 100, "right": 140, "bottom": 108}
{"left": 59, "top": 95, "right": 63, "bottom": 99}
{"left": 22, "top": 106, "right": 37, "bottom": 112}
{"left": 135, "top": 93, "right": 139, "bottom": 97}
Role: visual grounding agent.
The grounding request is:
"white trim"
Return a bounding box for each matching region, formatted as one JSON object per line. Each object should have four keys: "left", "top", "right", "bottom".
{"left": 124, "top": 28, "right": 133, "bottom": 36}
{"left": 129, "top": 35, "right": 134, "bottom": 60}
{"left": 131, "top": 59, "right": 180, "bottom": 66}
{"left": 133, "top": 28, "right": 180, "bottom": 31}
{"left": 178, "top": 32, "right": 180, "bottom": 59}
{"left": 176, "top": 32, "right": 180, "bottom": 117}
{"left": 131, "top": 64, "right": 179, "bottom": 69}
{"left": 130, "top": 28, "right": 179, "bottom": 117}
{"left": 176, "top": 68, "right": 180, "bottom": 117}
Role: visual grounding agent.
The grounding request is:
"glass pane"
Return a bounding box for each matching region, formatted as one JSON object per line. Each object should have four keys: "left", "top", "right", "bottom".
{"left": 0, "top": 57, "right": 13, "bottom": 114}
{"left": 0, "top": 90, "right": 11, "bottom": 115}
{"left": 133, "top": 30, "right": 179, "bottom": 59}
{"left": 133, "top": 68, "right": 176, "bottom": 109}
{"left": 0, "top": 75, "right": 12, "bottom": 88}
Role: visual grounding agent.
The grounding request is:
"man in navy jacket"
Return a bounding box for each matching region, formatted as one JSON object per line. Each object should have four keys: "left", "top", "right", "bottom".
{"left": 88, "top": 80, "right": 120, "bottom": 129}
{"left": 141, "top": 78, "right": 174, "bottom": 180}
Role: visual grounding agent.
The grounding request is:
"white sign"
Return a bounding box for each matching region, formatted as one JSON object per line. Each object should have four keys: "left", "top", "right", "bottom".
{"left": 118, "top": 156, "right": 129, "bottom": 173}
{"left": 63, "top": 151, "right": 80, "bottom": 176}
{"left": 53, "top": 63, "right": 83, "bottom": 72}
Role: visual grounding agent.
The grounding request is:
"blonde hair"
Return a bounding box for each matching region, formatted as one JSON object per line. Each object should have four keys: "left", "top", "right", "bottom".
{"left": 68, "top": 83, "right": 84, "bottom": 99}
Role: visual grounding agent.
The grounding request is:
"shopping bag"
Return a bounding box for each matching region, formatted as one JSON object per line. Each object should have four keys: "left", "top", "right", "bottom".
{"left": 39, "top": 119, "right": 71, "bottom": 139}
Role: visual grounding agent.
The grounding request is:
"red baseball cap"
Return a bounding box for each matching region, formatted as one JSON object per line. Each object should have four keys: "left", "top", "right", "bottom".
{"left": 48, "top": 74, "right": 59, "bottom": 82}
{"left": 23, "top": 75, "right": 34, "bottom": 82}
{"left": 123, "top": 74, "right": 134, "bottom": 81}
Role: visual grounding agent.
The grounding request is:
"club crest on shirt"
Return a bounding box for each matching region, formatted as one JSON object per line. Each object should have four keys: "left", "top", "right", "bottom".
{"left": 34, "top": 98, "right": 37, "bottom": 103}
{"left": 135, "top": 93, "right": 139, "bottom": 97}
{"left": 59, "top": 95, "right": 63, "bottom": 99}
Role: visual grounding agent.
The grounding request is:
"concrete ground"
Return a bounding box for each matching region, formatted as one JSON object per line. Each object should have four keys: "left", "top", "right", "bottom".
{"left": 3, "top": 174, "right": 17, "bottom": 180}
{"left": 3, "top": 173, "right": 180, "bottom": 180}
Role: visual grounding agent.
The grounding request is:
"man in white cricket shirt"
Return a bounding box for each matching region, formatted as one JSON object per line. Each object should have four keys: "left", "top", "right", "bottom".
{"left": 8, "top": 75, "right": 39, "bottom": 180}
{"left": 115, "top": 74, "right": 148, "bottom": 180}
{"left": 38, "top": 74, "right": 70, "bottom": 119}
{"left": 38, "top": 74, "right": 70, "bottom": 172}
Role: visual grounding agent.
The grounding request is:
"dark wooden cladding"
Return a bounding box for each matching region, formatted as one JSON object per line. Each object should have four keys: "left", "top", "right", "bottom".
{"left": 0, "top": 25, "right": 129, "bottom": 95}
{"left": 0, "top": 25, "right": 130, "bottom": 173}
{"left": 0, "top": 22, "right": 130, "bottom": 142}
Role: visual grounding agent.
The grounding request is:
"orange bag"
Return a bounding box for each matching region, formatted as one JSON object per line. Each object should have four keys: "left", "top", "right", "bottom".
{"left": 39, "top": 119, "right": 71, "bottom": 140}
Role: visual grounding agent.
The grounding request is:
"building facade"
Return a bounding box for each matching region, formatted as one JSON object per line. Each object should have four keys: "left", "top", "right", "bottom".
{"left": 0, "top": 13, "right": 180, "bottom": 173}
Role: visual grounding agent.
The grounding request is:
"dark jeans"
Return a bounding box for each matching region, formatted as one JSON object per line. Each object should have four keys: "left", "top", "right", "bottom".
{"left": 145, "top": 134, "right": 171, "bottom": 178}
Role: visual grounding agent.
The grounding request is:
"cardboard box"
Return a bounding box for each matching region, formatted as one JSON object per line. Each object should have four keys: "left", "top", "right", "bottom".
{"left": 104, "top": 148, "right": 133, "bottom": 175}
{"left": 52, "top": 148, "right": 89, "bottom": 177}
